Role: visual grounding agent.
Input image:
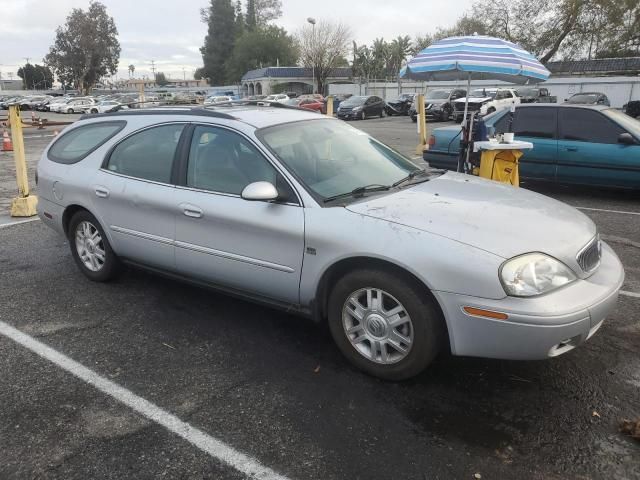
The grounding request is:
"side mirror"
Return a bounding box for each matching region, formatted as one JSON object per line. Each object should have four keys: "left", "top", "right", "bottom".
{"left": 618, "top": 133, "right": 638, "bottom": 145}
{"left": 241, "top": 181, "right": 279, "bottom": 202}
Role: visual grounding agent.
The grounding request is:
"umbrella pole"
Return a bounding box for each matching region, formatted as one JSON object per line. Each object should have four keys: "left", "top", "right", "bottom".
{"left": 462, "top": 74, "right": 471, "bottom": 126}
{"left": 458, "top": 74, "right": 472, "bottom": 173}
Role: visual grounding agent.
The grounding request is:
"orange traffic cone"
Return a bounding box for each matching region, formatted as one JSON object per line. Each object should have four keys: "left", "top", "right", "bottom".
{"left": 31, "top": 111, "right": 36, "bottom": 122}
{"left": 2, "top": 130, "right": 12, "bottom": 152}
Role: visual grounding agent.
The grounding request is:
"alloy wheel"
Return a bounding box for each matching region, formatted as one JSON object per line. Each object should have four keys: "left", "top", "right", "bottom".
{"left": 75, "top": 221, "right": 106, "bottom": 272}
{"left": 342, "top": 287, "right": 414, "bottom": 364}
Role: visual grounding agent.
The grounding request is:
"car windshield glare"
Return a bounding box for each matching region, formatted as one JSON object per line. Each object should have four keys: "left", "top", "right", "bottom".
{"left": 342, "top": 96, "right": 366, "bottom": 106}
{"left": 605, "top": 109, "right": 640, "bottom": 138}
{"left": 568, "top": 94, "right": 599, "bottom": 103}
{"left": 470, "top": 89, "right": 496, "bottom": 98}
{"left": 426, "top": 90, "right": 450, "bottom": 100}
{"left": 258, "top": 119, "right": 420, "bottom": 202}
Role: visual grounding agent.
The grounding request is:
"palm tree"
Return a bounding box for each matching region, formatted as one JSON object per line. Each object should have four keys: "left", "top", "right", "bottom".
{"left": 128, "top": 64, "right": 135, "bottom": 78}
{"left": 390, "top": 35, "right": 412, "bottom": 80}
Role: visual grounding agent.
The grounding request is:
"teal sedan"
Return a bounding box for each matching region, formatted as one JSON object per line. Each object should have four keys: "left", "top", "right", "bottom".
{"left": 424, "top": 104, "right": 640, "bottom": 189}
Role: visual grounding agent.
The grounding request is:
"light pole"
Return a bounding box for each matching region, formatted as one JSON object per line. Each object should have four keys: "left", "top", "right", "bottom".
{"left": 307, "top": 17, "right": 316, "bottom": 94}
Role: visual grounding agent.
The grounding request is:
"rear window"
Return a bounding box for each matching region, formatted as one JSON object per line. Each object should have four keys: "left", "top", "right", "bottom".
{"left": 48, "top": 121, "right": 126, "bottom": 164}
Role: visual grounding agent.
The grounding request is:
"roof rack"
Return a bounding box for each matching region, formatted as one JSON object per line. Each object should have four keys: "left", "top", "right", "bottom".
{"left": 81, "top": 106, "right": 236, "bottom": 121}
{"left": 202, "top": 99, "right": 313, "bottom": 113}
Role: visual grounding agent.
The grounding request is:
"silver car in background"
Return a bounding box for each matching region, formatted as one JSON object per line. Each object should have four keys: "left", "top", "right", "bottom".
{"left": 36, "top": 105, "right": 624, "bottom": 380}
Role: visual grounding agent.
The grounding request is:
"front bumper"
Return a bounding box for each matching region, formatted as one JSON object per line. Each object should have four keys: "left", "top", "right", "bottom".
{"left": 337, "top": 110, "right": 362, "bottom": 119}
{"left": 434, "top": 242, "right": 624, "bottom": 360}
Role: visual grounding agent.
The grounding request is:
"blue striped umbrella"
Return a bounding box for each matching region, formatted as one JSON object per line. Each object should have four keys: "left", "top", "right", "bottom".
{"left": 400, "top": 35, "right": 550, "bottom": 84}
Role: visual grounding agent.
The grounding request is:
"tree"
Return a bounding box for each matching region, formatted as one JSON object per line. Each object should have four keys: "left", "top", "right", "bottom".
{"left": 201, "top": 0, "right": 237, "bottom": 84}
{"left": 411, "top": 35, "right": 433, "bottom": 55}
{"left": 155, "top": 72, "right": 169, "bottom": 86}
{"left": 17, "top": 63, "right": 54, "bottom": 90}
{"left": 254, "top": 0, "right": 282, "bottom": 26}
{"left": 234, "top": 1, "right": 245, "bottom": 37}
{"left": 45, "top": 1, "right": 120, "bottom": 94}
{"left": 128, "top": 64, "right": 135, "bottom": 77}
{"left": 226, "top": 25, "right": 298, "bottom": 81}
{"left": 298, "top": 20, "right": 351, "bottom": 94}
{"left": 194, "top": 67, "right": 207, "bottom": 80}
{"left": 245, "top": 0, "right": 257, "bottom": 31}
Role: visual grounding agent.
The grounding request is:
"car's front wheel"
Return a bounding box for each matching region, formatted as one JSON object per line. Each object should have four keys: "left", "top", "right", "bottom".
{"left": 67, "top": 108, "right": 74, "bottom": 114}
{"left": 328, "top": 269, "right": 444, "bottom": 380}
{"left": 68, "top": 211, "right": 121, "bottom": 282}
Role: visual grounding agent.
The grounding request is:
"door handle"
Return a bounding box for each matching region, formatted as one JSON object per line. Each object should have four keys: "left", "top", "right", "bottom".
{"left": 565, "top": 147, "right": 578, "bottom": 152}
{"left": 94, "top": 186, "right": 110, "bottom": 198}
{"left": 181, "top": 203, "right": 203, "bottom": 218}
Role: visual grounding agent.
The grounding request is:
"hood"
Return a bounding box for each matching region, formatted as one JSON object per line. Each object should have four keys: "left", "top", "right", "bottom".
{"left": 455, "top": 97, "right": 491, "bottom": 103}
{"left": 345, "top": 173, "right": 596, "bottom": 269}
{"left": 426, "top": 98, "right": 449, "bottom": 106}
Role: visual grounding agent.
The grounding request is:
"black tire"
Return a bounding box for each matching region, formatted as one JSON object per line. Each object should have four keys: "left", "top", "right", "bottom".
{"left": 411, "top": 115, "right": 417, "bottom": 123}
{"left": 487, "top": 107, "right": 496, "bottom": 114}
{"left": 440, "top": 105, "right": 451, "bottom": 122}
{"left": 328, "top": 269, "right": 444, "bottom": 380}
{"left": 68, "top": 210, "right": 122, "bottom": 282}
{"left": 380, "top": 108, "right": 385, "bottom": 118}
{"left": 90, "top": 108, "right": 98, "bottom": 114}
{"left": 67, "top": 108, "right": 74, "bottom": 114}
{"left": 359, "top": 110, "right": 365, "bottom": 121}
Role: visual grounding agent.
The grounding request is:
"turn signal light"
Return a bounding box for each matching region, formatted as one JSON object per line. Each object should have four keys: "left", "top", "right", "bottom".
{"left": 428, "top": 135, "right": 436, "bottom": 147}
{"left": 463, "top": 307, "right": 508, "bottom": 320}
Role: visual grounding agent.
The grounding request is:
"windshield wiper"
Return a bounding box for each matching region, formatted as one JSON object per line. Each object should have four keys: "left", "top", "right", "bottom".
{"left": 391, "top": 168, "right": 429, "bottom": 188}
{"left": 323, "top": 184, "right": 391, "bottom": 203}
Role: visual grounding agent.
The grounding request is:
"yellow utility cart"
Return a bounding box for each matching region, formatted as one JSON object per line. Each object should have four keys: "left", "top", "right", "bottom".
{"left": 473, "top": 140, "right": 533, "bottom": 187}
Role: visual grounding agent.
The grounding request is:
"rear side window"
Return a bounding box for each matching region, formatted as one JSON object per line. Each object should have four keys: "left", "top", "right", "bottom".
{"left": 559, "top": 108, "right": 624, "bottom": 144}
{"left": 105, "top": 123, "right": 185, "bottom": 183}
{"left": 48, "top": 121, "right": 125, "bottom": 164}
{"left": 513, "top": 108, "right": 557, "bottom": 138}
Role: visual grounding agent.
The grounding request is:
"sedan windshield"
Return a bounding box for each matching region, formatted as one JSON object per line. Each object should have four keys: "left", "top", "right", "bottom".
{"left": 426, "top": 90, "right": 450, "bottom": 100}
{"left": 258, "top": 119, "right": 421, "bottom": 201}
{"left": 567, "top": 94, "right": 599, "bottom": 103}
{"left": 605, "top": 109, "right": 640, "bottom": 138}
{"left": 341, "top": 96, "right": 366, "bottom": 106}
{"left": 470, "top": 89, "right": 497, "bottom": 98}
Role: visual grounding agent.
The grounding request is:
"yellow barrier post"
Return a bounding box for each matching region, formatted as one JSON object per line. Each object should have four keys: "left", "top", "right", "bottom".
{"left": 415, "top": 93, "right": 427, "bottom": 155}
{"left": 326, "top": 95, "right": 334, "bottom": 117}
{"left": 9, "top": 105, "right": 38, "bottom": 217}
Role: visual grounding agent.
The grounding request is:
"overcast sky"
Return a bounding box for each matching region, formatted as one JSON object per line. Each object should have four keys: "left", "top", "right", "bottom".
{"left": 0, "top": 0, "right": 472, "bottom": 81}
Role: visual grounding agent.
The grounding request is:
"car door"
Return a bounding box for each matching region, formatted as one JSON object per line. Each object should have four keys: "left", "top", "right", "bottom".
{"left": 173, "top": 124, "right": 305, "bottom": 304}
{"left": 511, "top": 107, "right": 558, "bottom": 181}
{"left": 94, "top": 123, "right": 186, "bottom": 270}
{"left": 557, "top": 108, "right": 640, "bottom": 187}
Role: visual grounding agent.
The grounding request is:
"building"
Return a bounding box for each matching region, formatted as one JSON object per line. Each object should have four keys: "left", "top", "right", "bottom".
{"left": 241, "top": 67, "right": 353, "bottom": 96}
{"left": 546, "top": 57, "right": 640, "bottom": 77}
{"left": 123, "top": 78, "right": 208, "bottom": 90}
{"left": 0, "top": 79, "right": 24, "bottom": 91}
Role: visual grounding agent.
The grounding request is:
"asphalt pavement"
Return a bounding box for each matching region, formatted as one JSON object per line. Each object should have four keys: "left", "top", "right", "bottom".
{"left": 0, "top": 111, "right": 639, "bottom": 479}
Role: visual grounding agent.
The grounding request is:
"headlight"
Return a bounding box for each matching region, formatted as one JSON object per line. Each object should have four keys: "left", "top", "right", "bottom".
{"left": 352, "top": 106, "right": 362, "bottom": 111}
{"left": 500, "top": 253, "right": 576, "bottom": 297}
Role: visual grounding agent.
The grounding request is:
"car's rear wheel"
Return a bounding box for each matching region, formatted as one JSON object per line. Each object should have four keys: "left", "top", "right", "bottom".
{"left": 67, "top": 108, "right": 74, "bottom": 114}
{"left": 90, "top": 108, "right": 98, "bottom": 114}
{"left": 487, "top": 107, "right": 496, "bottom": 114}
{"left": 328, "top": 269, "right": 444, "bottom": 380}
{"left": 68, "top": 211, "right": 121, "bottom": 282}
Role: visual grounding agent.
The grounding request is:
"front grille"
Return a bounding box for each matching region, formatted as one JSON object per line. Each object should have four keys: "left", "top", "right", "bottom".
{"left": 454, "top": 102, "right": 481, "bottom": 112}
{"left": 577, "top": 236, "right": 601, "bottom": 273}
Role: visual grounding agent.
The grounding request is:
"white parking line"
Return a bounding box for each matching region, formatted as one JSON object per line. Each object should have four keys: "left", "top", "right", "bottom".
{"left": 0, "top": 217, "right": 40, "bottom": 229}
{"left": 24, "top": 134, "right": 56, "bottom": 139}
{"left": 621, "top": 290, "right": 640, "bottom": 299}
{"left": 576, "top": 206, "right": 640, "bottom": 216}
{"left": 0, "top": 320, "right": 290, "bottom": 480}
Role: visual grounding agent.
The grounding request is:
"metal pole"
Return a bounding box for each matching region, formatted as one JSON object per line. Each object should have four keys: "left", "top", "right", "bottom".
{"left": 415, "top": 93, "right": 427, "bottom": 155}
{"left": 312, "top": 23, "right": 315, "bottom": 94}
{"left": 462, "top": 73, "right": 471, "bottom": 125}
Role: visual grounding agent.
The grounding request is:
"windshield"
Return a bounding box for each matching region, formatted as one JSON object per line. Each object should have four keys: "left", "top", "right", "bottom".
{"left": 284, "top": 99, "right": 301, "bottom": 106}
{"left": 341, "top": 96, "right": 366, "bottom": 106}
{"left": 470, "top": 89, "right": 496, "bottom": 98}
{"left": 605, "top": 109, "right": 640, "bottom": 138}
{"left": 426, "top": 90, "right": 450, "bottom": 100}
{"left": 517, "top": 88, "right": 538, "bottom": 97}
{"left": 567, "top": 94, "right": 599, "bottom": 103}
{"left": 258, "top": 119, "right": 420, "bottom": 201}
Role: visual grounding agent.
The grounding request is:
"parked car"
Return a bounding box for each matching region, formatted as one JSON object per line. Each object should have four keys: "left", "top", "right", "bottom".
{"left": 565, "top": 92, "right": 610, "bottom": 106}
{"left": 337, "top": 95, "right": 385, "bottom": 120}
{"left": 516, "top": 86, "right": 557, "bottom": 104}
{"left": 424, "top": 104, "right": 640, "bottom": 189}
{"left": 385, "top": 93, "right": 416, "bottom": 116}
{"left": 204, "top": 95, "right": 234, "bottom": 105}
{"left": 19, "top": 95, "right": 52, "bottom": 111}
{"left": 36, "top": 106, "right": 624, "bottom": 380}
{"left": 624, "top": 100, "right": 640, "bottom": 118}
{"left": 452, "top": 88, "right": 520, "bottom": 122}
{"left": 46, "top": 97, "right": 71, "bottom": 113}
{"left": 85, "top": 101, "right": 125, "bottom": 114}
{"left": 263, "top": 94, "right": 289, "bottom": 104}
{"left": 61, "top": 98, "right": 96, "bottom": 114}
{"left": 285, "top": 97, "right": 324, "bottom": 113}
{"left": 409, "top": 89, "right": 467, "bottom": 122}
{"left": 0, "top": 96, "right": 23, "bottom": 109}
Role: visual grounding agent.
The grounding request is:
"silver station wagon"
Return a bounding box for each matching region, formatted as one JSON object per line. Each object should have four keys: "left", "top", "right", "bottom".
{"left": 37, "top": 104, "right": 625, "bottom": 380}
